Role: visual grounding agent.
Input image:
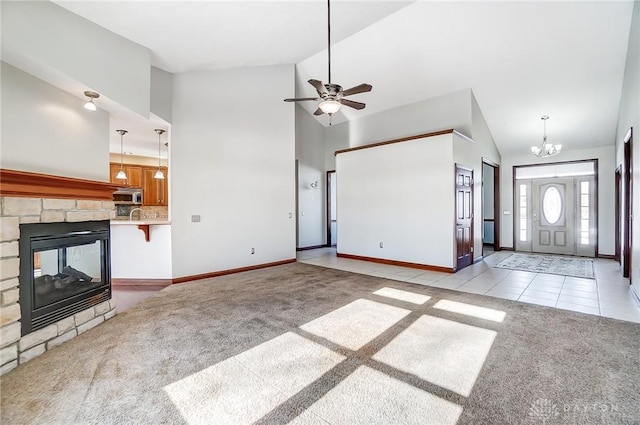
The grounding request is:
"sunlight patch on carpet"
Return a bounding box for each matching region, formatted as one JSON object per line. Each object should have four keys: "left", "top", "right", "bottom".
{"left": 494, "top": 253, "right": 594, "bottom": 278}
{"left": 164, "top": 332, "right": 344, "bottom": 425}
{"left": 300, "top": 299, "right": 411, "bottom": 350}
{"left": 289, "top": 366, "right": 462, "bottom": 425}
{"left": 433, "top": 299, "right": 506, "bottom": 322}
{"left": 373, "top": 315, "right": 496, "bottom": 397}
{"left": 373, "top": 287, "right": 431, "bottom": 305}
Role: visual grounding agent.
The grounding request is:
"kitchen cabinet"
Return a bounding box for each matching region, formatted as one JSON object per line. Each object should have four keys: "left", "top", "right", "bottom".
{"left": 110, "top": 163, "right": 143, "bottom": 187}
{"left": 142, "top": 166, "right": 168, "bottom": 206}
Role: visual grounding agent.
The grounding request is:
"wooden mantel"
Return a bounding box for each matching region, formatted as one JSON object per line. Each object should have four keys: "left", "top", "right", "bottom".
{"left": 0, "top": 169, "right": 120, "bottom": 200}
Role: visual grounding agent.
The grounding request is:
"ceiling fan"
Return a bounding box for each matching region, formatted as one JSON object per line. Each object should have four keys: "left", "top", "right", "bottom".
{"left": 284, "top": 0, "right": 372, "bottom": 117}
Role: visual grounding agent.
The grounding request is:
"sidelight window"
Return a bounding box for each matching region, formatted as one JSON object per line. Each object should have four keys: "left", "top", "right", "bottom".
{"left": 580, "top": 181, "right": 590, "bottom": 244}
{"left": 519, "top": 184, "right": 527, "bottom": 241}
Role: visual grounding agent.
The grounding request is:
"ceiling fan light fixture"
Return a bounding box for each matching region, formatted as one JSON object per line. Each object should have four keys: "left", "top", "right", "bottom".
{"left": 319, "top": 99, "right": 341, "bottom": 115}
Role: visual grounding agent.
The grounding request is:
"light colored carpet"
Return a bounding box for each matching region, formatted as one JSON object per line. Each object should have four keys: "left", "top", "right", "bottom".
{"left": 494, "top": 253, "right": 595, "bottom": 278}
{"left": 1, "top": 262, "right": 638, "bottom": 424}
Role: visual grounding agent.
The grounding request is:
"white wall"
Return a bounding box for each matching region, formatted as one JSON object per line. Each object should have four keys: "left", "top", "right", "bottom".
{"left": 110, "top": 225, "right": 172, "bottom": 279}
{"left": 151, "top": 67, "right": 173, "bottom": 124}
{"left": 1, "top": 1, "right": 151, "bottom": 118}
{"left": 324, "top": 89, "right": 473, "bottom": 170}
{"left": 171, "top": 65, "right": 296, "bottom": 279}
{"left": 337, "top": 133, "right": 455, "bottom": 268}
{"left": 615, "top": 0, "right": 640, "bottom": 290}
{"left": 500, "top": 146, "right": 616, "bottom": 255}
{"left": 296, "top": 104, "right": 326, "bottom": 248}
{"left": 0, "top": 62, "right": 110, "bottom": 181}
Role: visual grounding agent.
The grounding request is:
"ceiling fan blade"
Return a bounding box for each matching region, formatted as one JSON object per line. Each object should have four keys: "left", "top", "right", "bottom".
{"left": 284, "top": 97, "right": 319, "bottom": 102}
{"left": 313, "top": 107, "right": 325, "bottom": 116}
{"left": 339, "top": 99, "right": 366, "bottom": 110}
{"left": 308, "top": 79, "right": 327, "bottom": 96}
{"left": 342, "top": 83, "right": 373, "bottom": 97}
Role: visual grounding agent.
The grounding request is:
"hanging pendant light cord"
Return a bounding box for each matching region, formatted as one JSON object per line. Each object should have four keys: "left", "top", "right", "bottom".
{"left": 119, "top": 132, "right": 124, "bottom": 171}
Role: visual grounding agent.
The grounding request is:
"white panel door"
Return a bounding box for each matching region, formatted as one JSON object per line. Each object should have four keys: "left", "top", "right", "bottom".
{"left": 532, "top": 178, "right": 574, "bottom": 255}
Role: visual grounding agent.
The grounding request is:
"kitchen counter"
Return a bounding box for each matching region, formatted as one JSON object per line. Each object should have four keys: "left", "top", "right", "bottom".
{"left": 110, "top": 221, "right": 172, "bottom": 279}
{"left": 111, "top": 219, "right": 171, "bottom": 225}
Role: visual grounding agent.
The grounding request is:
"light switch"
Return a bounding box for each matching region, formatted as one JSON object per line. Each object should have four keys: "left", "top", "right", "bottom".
{"left": 503, "top": 210, "right": 511, "bottom": 215}
{"left": 191, "top": 215, "right": 201, "bottom": 222}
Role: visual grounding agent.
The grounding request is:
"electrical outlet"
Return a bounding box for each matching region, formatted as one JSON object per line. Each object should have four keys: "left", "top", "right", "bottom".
{"left": 191, "top": 215, "right": 201, "bottom": 222}
{"left": 379, "top": 242, "right": 383, "bottom": 248}
{"left": 250, "top": 248, "right": 255, "bottom": 254}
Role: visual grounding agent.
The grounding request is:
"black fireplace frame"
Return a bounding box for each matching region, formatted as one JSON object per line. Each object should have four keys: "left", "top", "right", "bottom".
{"left": 19, "top": 220, "right": 111, "bottom": 335}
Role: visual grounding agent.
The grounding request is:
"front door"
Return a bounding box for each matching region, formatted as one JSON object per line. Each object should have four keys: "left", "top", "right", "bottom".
{"left": 515, "top": 175, "right": 596, "bottom": 257}
{"left": 455, "top": 165, "right": 473, "bottom": 270}
{"left": 531, "top": 178, "right": 574, "bottom": 255}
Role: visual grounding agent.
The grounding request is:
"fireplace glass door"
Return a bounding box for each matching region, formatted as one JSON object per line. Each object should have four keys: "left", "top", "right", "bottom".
{"left": 33, "top": 240, "right": 105, "bottom": 309}
{"left": 20, "top": 220, "right": 111, "bottom": 335}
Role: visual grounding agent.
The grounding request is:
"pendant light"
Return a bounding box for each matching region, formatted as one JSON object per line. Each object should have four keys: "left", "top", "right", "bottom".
{"left": 153, "top": 129, "right": 165, "bottom": 180}
{"left": 115, "top": 129, "right": 128, "bottom": 180}
{"left": 531, "top": 115, "right": 562, "bottom": 158}
{"left": 84, "top": 91, "right": 99, "bottom": 111}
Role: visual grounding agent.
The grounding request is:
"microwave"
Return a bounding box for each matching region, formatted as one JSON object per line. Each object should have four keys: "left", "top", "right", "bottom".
{"left": 113, "top": 188, "right": 143, "bottom": 205}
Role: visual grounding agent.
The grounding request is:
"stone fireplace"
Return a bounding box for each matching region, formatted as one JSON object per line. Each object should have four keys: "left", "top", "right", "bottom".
{"left": 0, "top": 169, "right": 120, "bottom": 375}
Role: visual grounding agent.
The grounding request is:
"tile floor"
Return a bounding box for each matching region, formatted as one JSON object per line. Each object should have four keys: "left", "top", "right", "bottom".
{"left": 112, "top": 284, "right": 170, "bottom": 312}
{"left": 297, "top": 248, "right": 640, "bottom": 324}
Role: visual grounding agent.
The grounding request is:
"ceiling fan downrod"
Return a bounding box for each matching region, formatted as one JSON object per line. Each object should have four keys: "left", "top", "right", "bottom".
{"left": 327, "top": 0, "right": 332, "bottom": 84}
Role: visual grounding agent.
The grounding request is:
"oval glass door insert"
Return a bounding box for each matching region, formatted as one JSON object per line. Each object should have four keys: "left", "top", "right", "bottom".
{"left": 542, "top": 186, "right": 562, "bottom": 224}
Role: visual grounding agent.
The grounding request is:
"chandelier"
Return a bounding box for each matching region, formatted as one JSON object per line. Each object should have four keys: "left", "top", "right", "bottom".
{"left": 531, "top": 115, "right": 562, "bottom": 158}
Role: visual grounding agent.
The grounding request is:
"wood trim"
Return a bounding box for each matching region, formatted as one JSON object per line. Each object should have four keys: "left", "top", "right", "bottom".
{"left": 615, "top": 166, "right": 621, "bottom": 263}
{"left": 334, "top": 129, "right": 455, "bottom": 156}
{"left": 0, "top": 168, "right": 120, "bottom": 200}
{"left": 326, "top": 170, "right": 336, "bottom": 247}
{"left": 513, "top": 158, "right": 599, "bottom": 169}
{"left": 296, "top": 244, "right": 327, "bottom": 251}
{"left": 473, "top": 256, "right": 484, "bottom": 264}
{"left": 500, "top": 247, "right": 515, "bottom": 251}
{"left": 172, "top": 259, "right": 297, "bottom": 284}
{"left": 111, "top": 278, "right": 172, "bottom": 287}
{"left": 622, "top": 128, "right": 633, "bottom": 279}
{"left": 597, "top": 254, "right": 616, "bottom": 260}
{"left": 492, "top": 163, "right": 501, "bottom": 251}
{"left": 337, "top": 252, "right": 454, "bottom": 273}
{"left": 483, "top": 218, "right": 495, "bottom": 222}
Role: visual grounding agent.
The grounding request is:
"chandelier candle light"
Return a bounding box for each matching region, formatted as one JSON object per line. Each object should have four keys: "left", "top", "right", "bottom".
{"left": 531, "top": 115, "right": 562, "bottom": 158}
{"left": 153, "top": 129, "right": 166, "bottom": 180}
{"left": 115, "top": 129, "right": 128, "bottom": 180}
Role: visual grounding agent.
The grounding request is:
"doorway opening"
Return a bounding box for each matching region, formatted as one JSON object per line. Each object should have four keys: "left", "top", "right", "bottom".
{"left": 513, "top": 160, "right": 598, "bottom": 257}
{"left": 482, "top": 159, "right": 500, "bottom": 258}
{"left": 615, "top": 166, "right": 621, "bottom": 263}
{"left": 622, "top": 128, "right": 633, "bottom": 280}
{"left": 326, "top": 170, "right": 337, "bottom": 247}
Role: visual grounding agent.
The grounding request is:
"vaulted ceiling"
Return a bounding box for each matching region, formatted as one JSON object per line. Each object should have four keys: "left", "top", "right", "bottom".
{"left": 55, "top": 0, "right": 634, "bottom": 157}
